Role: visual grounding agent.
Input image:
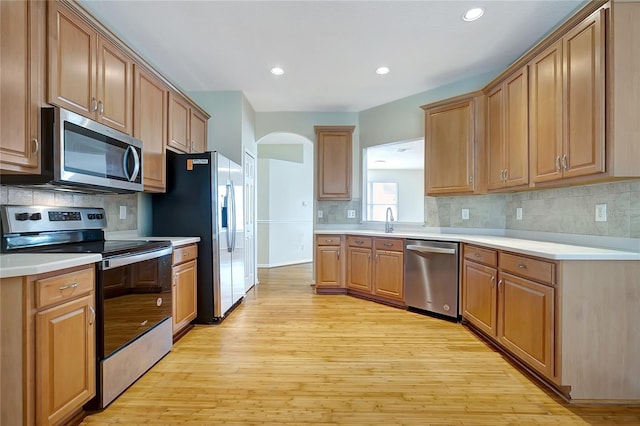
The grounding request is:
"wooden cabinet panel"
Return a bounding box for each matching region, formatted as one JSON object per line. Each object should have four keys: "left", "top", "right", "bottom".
{"left": 563, "top": 8, "right": 605, "bottom": 179}
{"left": 134, "top": 65, "right": 168, "bottom": 192}
{"left": 35, "top": 267, "right": 94, "bottom": 309}
{"left": 168, "top": 92, "right": 190, "bottom": 152}
{"left": 498, "top": 272, "right": 554, "bottom": 378}
{"left": 97, "top": 37, "right": 132, "bottom": 134}
{"left": 0, "top": 0, "right": 43, "bottom": 173}
{"left": 373, "top": 250, "right": 403, "bottom": 301}
{"left": 172, "top": 259, "right": 197, "bottom": 334}
{"left": 316, "top": 245, "right": 343, "bottom": 288}
{"left": 462, "top": 260, "right": 498, "bottom": 338}
{"left": 499, "top": 252, "right": 555, "bottom": 285}
{"left": 48, "top": 1, "right": 97, "bottom": 117}
{"left": 463, "top": 245, "right": 497, "bottom": 267}
{"left": 315, "top": 126, "right": 355, "bottom": 200}
{"left": 36, "top": 294, "right": 95, "bottom": 426}
{"left": 190, "top": 109, "right": 207, "bottom": 153}
{"left": 347, "top": 247, "right": 372, "bottom": 293}
{"left": 486, "top": 85, "right": 504, "bottom": 190}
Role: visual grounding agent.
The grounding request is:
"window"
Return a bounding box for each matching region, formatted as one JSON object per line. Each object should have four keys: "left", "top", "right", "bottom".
{"left": 367, "top": 182, "right": 398, "bottom": 221}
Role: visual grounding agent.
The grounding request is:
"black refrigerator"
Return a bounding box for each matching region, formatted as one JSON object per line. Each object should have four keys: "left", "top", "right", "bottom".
{"left": 152, "top": 150, "right": 245, "bottom": 322}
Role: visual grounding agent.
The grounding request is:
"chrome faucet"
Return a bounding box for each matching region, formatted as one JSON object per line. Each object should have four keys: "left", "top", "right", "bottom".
{"left": 385, "top": 207, "right": 394, "bottom": 233}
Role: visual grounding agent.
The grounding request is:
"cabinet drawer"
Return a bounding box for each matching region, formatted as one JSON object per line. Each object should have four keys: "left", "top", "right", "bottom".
{"left": 347, "top": 236, "right": 372, "bottom": 248}
{"left": 35, "top": 267, "right": 94, "bottom": 309}
{"left": 463, "top": 245, "right": 498, "bottom": 267}
{"left": 173, "top": 244, "right": 198, "bottom": 265}
{"left": 374, "top": 238, "right": 403, "bottom": 251}
{"left": 316, "top": 235, "right": 341, "bottom": 246}
{"left": 500, "top": 252, "right": 555, "bottom": 285}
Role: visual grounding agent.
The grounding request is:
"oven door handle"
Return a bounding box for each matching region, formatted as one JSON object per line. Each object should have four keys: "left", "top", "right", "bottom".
{"left": 100, "top": 246, "right": 173, "bottom": 270}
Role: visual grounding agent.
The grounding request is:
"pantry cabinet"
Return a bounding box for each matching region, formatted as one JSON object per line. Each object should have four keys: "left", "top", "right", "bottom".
{"left": 422, "top": 92, "right": 485, "bottom": 195}
{"left": 134, "top": 65, "right": 168, "bottom": 192}
{"left": 168, "top": 92, "right": 208, "bottom": 153}
{"left": 315, "top": 126, "right": 355, "bottom": 200}
{"left": 0, "top": 0, "right": 45, "bottom": 173}
{"left": 48, "top": 1, "right": 133, "bottom": 134}
{"left": 171, "top": 244, "right": 198, "bottom": 338}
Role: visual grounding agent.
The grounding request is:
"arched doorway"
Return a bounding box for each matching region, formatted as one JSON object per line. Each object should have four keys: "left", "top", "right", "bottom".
{"left": 256, "top": 132, "right": 314, "bottom": 269}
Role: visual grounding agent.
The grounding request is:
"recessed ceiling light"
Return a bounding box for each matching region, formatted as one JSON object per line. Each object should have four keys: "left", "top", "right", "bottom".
{"left": 463, "top": 7, "right": 484, "bottom": 22}
{"left": 270, "top": 67, "right": 284, "bottom": 76}
{"left": 375, "top": 66, "right": 390, "bottom": 75}
{"left": 396, "top": 148, "right": 410, "bottom": 153}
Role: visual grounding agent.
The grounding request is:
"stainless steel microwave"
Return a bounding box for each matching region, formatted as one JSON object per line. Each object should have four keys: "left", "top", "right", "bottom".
{"left": 1, "top": 107, "right": 143, "bottom": 193}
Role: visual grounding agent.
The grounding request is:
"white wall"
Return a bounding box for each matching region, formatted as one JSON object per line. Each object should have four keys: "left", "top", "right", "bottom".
{"left": 367, "top": 169, "right": 424, "bottom": 223}
{"left": 257, "top": 141, "right": 314, "bottom": 267}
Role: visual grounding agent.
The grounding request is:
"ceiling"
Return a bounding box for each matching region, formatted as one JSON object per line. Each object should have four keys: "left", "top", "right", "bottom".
{"left": 367, "top": 139, "right": 424, "bottom": 170}
{"left": 78, "top": 0, "right": 583, "bottom": 112}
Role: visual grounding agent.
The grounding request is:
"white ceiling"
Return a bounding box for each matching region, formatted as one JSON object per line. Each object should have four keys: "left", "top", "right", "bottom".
{"left": 366, "top": 139, "right": 424, "bottom": 170}
{"left": 79, "top": 0, "right": 583, "bottom": 112}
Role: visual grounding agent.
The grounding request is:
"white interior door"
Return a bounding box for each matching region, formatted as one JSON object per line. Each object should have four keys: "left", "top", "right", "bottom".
{"left": 244, "top": 151, "right": 256, "bottom": 291}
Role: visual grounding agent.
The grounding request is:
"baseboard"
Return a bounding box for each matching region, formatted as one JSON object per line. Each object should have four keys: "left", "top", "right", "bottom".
{"left": 257, "top": 259, "right": 312, "bottom": 268}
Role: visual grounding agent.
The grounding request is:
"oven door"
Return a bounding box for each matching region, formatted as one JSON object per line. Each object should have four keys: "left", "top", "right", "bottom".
{"left": 55, "top": 107, "right": 143, "bottom": 192}
{"left": 96, "top": 248, "right": 173, "bottom": 359}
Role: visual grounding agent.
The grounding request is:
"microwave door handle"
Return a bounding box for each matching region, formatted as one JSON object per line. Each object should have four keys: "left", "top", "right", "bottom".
{"left": 122, "top": 146, "right": 140, "bottom": 182}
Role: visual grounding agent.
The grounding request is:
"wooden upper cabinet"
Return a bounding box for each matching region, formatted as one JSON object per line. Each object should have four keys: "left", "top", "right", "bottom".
{"left": 0, "top": 0, "right": 44, "bottom": 174}
{"left": 486, "top": 67, "right": 529, "bottom": 191}
{"left": 48, "top": 1, "right": 132, "bottom": 134}
{"left": 134, "top": 65, "right": 168, "bottom": 192}
{"left": 168, "top": 92, "right": 208, "bottom": 153}
{"left": 422, "top": 93, "right": 484, "bottom": 195}
{"left": 530, "top": 8, "right": 605, "bottom": 184}
{"left": 315, "top": 126, "right": 355, "bottom": 200}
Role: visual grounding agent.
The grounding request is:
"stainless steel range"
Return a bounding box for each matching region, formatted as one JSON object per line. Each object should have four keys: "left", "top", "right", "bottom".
{"left": 0, "top": 205, "right": 173, "bottom": 409}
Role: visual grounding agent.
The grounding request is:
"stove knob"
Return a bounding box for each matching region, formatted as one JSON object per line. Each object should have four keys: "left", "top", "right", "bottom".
{"left": 29, "top": 213, "right": 42, "bottom": 221}
{"left": 15, "top": 212, "right": 29, "bottom": 221}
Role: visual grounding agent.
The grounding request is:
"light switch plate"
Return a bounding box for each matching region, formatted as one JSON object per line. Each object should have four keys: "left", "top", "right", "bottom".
{"left": 595, "top": 203, "right": 607, "bottom": 222}
{"left": 461, "top": 208, "right": 470, "bottom": 220}
{"left": 347, "top": 209, "right": 356, "bottom": 218}
{"left": 119, "top": 205, "right": 126, "bottom": 220}
{"left": 516, "top": 207, "right": 523, "bottom": 221}
{"left": 317, "top": 210, "right": 323, "bottom": 219}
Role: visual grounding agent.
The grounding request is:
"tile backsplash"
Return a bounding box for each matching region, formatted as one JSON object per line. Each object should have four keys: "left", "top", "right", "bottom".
{"left": 316, "top": 199, "right": 362, "bottom": 225}
{"left": 0, "top": 185, "right": 138, "bottom": 232}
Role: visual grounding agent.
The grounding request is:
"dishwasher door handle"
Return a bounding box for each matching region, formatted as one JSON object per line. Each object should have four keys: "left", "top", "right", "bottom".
{"left": 406, "top": 245, "right": 456, "bottom": 255}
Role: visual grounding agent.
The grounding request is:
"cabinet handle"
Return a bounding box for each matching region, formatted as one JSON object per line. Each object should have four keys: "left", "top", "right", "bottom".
{"left": 555, "top": 156, "right": 561, "bottom": 172}
{"left": 383, "top": 242, "right": 393, "bottom": 247}
{"left": 91, "top": 97, "right": 98, "bottom": 112}
{"left": 325, "top": 239, "right": 333, "bottom": 243}
{"left": 517, "top": 263, "right": 527, "bottom": 269}
{"left": 336, "top": 250, "right": 340, "bottom": 260}
{"left": 368, "top": 253, "right": 371, "bottom": 260}
{"left": 89, "top": 306, "right": 95, "bottom": 326}
{"left": 498, "top": 279, "right": 503, "bottom": 291}
{"left": 561, "top": 154, "right": 568, "bottom": 170}
{"left": 503, "top": 169, "right": 508, "bottom": 181}
{"left": 98, "top": 100, "right": 104, "bottom": 116}
{"left": 375, "top": 254, "right": 379, "bottom": 262}
{"left": 490, "top": 275, "right": 495, "bottom": 288}
{"left": 355, "top": 240, "right": 364, "bottom": 244}
{"left": 59, "top": 282, "right": 79, "bottom": 291}
{"left": 31, "top": 138, "right": 39, "bottom": 155}
{"left": 474, "top": 252, "right": 481, "bottom": 257}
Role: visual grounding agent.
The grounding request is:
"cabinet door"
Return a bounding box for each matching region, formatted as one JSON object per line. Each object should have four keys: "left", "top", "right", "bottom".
{"left": 347, "top": 247, "right": 372, "bottom": 293}
{"left": 0, "top": 0, "right": 43, "bottom": 173}
{"left": 462, "top": 260, "right": 498, "bottom": 338}
{"left": 48, "top": 1, "right": 97, "bottom": 117}
{"left": 562, "top": 9, "right": 605, "bottom": 179}
{"left": 425, "top": 99, "right": 475, "bottom": 194}
{"left": 486, "top": 85, "right": 505, "bottom": 190}
{"left": 36, "top": 295, "right": 96, "bottom": 426}
{"left": 498, "top": 272, "right": 554, "bottom": 378}
{"left": 530, "top": 41, "right": 563, "bottom": 184}
{"left": 97, "top": 36, "right": 132, "bottom": 134}
{"left": 168, "top": 92, "right": 191, "bottom": 152}
{"left": 316, "top": 245, "right": 342, "bottom": 288}
{"left": 190, "top": 109, "right": 208, "bottom": 153}
{"left": 134, "top": 66, "right": 167, "bottom": 192}
{"left": 504, "top": 67, "right": 529, "bottom": 188}
{"left": 316, "top": 129, "right": 353, "bottom": 200}
{"left": 173, "top": 260, "right": 197, "bottom": 334}
{"left": 373, "top": 250, "right": 403, "bottom": 301}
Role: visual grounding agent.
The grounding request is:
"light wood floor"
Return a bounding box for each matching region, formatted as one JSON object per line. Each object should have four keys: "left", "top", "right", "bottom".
{"left": 82, "top": 263, "right": 640, "bottom": 425}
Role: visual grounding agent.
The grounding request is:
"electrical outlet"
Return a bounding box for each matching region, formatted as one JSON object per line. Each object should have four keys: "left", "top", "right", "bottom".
{"left": 119, "top": 205, "right": 127, "bottom": 220}
{"left": 461, "top": 208, "right": 470, "bottom": 220}
{"left": 317, "top": 210, "right": 323, "bottom": 219}
{"left": 347, "top": 209, "right": 356, "bottom": 219}
{"left": 516, "top": 207, "right": 523, "bottom": 221}
{"left": 595, "top": 203, "right": 607, "bottom": 222}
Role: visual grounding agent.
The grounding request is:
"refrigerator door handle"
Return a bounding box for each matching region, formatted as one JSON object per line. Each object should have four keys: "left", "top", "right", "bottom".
{"left": 230, "top": 180, "right": 237, "bottom": 251}
{"left": 226, "top": 182, "right": 233, "bottom": 252}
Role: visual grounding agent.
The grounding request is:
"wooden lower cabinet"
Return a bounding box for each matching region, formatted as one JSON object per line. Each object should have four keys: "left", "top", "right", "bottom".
{"left": 36, "top": 294, "right": 95, "bottom": 426}
{"left": 462, "top": 260, "right": 497, "bottom": 338}
{"left": 171, "top": 244, "right": 198, "bottom": 337}
{"left": 315, "top": 235, "right": 345, "bottom": 293}
{"left": 373, "top": 249, "right": 403, "bottom": 302}
{"left": 347, "top": 246, "right": 372, "bottom": 293}
{"left": 498, "top": 272, "right": 554, "bottom": 378}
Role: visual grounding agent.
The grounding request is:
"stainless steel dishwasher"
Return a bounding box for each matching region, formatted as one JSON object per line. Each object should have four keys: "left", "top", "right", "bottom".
{"left": 404, "top": 240, "right": 459, "bottom": 320}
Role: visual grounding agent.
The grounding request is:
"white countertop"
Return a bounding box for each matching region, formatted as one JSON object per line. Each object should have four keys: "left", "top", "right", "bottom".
{"left": 315, "top": 229, "right": 640, "bottom": 261}
{"left": 110, "top": 236, "right": 201, "bottom": 247}
{"left": 0, "top": 253, "right": 101, "bottom": 279}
